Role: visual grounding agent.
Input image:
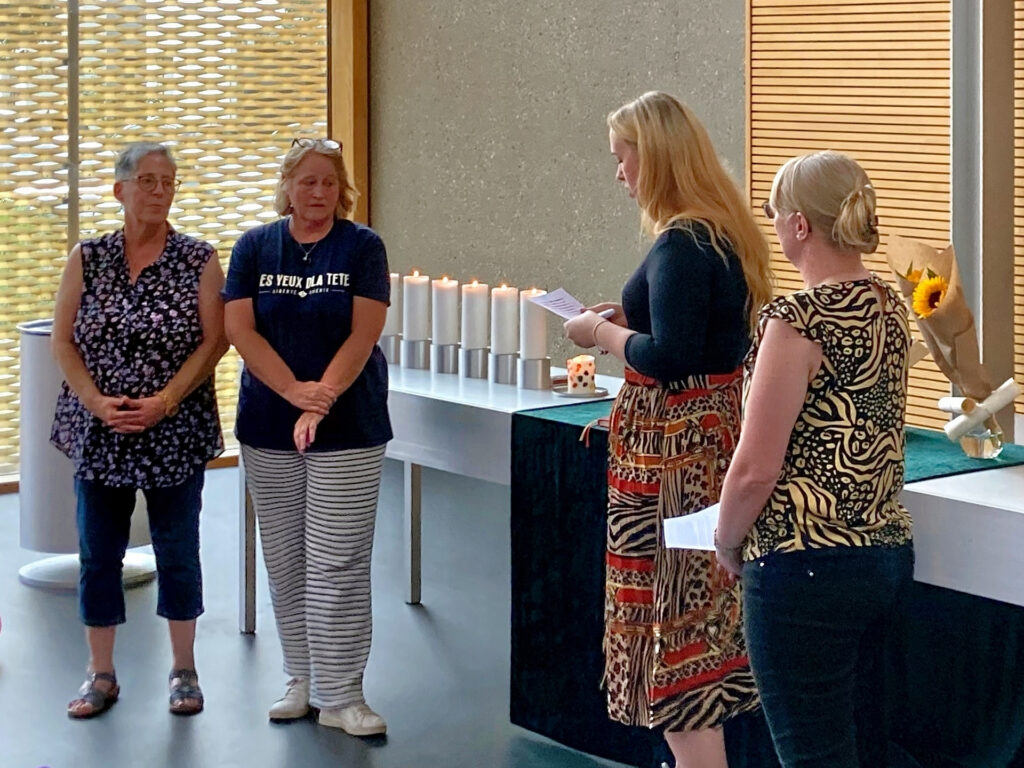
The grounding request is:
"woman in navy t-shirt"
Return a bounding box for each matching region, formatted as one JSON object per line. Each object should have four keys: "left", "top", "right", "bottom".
{"left": 224, "top": 138, "right": 392, "bottom": 736}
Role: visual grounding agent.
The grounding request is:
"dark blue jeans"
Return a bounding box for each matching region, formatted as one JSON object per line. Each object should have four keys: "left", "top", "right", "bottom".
{"left": 75, "top": 469, "right": 206, "bottom": 626}
{"left": 742, "top": 544, "right": 914, "bottom": 768}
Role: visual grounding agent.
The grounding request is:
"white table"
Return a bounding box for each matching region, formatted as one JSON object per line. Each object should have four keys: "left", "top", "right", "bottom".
{"left": 902, "top": 464, "right": 1024, "bottom": 608}
{"left": 238, "top": 365, "right": 623, "bottom": 633}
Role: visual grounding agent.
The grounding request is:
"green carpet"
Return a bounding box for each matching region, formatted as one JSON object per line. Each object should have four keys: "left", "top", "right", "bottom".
{"left": 520, "top": 402, "right": 1024, "bottom": 484}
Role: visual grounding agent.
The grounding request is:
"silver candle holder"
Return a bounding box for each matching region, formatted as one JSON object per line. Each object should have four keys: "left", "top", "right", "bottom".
{"left": 461, "top": 348, "right": 488, "bottom": 380}
{"left": 402, "top": 338, "right": 431, "bottom": 370}
{"left": 518, "top": 357, "right": 551, "bottom": 390}
{"left": 380, "top": 334, "right": 401, "bottom": 366}
{"left": 490, "top": 352, "right": 518, "bottom": 385}
{"left": 432, "top": 343, "right": 459, "bottom": 374}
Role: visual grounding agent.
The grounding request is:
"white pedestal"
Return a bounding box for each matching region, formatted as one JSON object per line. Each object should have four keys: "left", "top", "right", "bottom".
{"left": 18, "top": 551, "right": 157, "bottom": 591}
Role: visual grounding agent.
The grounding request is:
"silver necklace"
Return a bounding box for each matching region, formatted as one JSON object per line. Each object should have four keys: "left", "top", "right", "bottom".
{"left": 296, "top": 238, "right": 320, "bottom": 263}
{"left": 290, "top": 215, "right": 327, "bottom": 262}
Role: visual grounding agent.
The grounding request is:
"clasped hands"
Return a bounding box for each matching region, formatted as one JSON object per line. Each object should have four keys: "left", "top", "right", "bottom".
{"left": 90, "top": 394, "right": 171, "bottom": 434}
{"left": 563, "top": 302, "right": 625, "bottom": 348}
{"left": 285, "top": 380, "right": 341, "bottom": 453}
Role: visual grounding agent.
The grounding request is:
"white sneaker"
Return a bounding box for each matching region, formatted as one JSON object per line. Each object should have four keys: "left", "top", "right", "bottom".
{"left": 318, "top": 702, "right": 387, "bottom": 736}
{"left": 268, "top": 677, "right": 310, "bottom": 721}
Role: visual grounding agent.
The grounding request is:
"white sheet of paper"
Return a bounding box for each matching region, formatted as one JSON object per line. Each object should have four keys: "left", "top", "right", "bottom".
{"left": 663, "top": 503, "right": 719, "bottom": 550}
{"left": 527, "top": 288, "right": 587, "bottom": 320}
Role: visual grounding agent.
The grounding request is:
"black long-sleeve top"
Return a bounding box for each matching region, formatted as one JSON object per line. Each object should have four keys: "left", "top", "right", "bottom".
{"left": 622, "top": 223, "right": 751, "bottom": 383}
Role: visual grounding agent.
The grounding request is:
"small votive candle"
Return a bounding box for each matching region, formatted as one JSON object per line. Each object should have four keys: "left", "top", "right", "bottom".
{"left": 567, "top": 354, "right": 596, "bottom": 394}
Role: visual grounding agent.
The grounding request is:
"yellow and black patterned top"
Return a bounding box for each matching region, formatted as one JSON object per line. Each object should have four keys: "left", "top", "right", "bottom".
{"left": 744, "top": 274, "right": 914, "bottom": 560}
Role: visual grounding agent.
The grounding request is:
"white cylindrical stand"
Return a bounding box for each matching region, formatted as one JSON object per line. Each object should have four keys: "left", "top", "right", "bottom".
{"left": 18, "top": 319, "right": 155, "bottom": 591}
{"left": 518, "top": 357, "right": 552, "bottom": 390}
{"left": 402, "top": 339, "right": 431, "bottom": 370}
{"left": 380, "top": 334, "right": 401, "bottom": 365}
{"left": 461, "top": 348, "right": 488, "bottom": 379}
{"left": 432, "top": 343, "right": 459, "bottom": 374}
{"left": 490, "top": 352, "right": 518, "bottom": 386}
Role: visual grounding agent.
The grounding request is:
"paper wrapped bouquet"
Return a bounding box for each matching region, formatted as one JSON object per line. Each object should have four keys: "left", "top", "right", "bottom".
{"left": 886, "top": 235, "right": 1021, "bottom": 455}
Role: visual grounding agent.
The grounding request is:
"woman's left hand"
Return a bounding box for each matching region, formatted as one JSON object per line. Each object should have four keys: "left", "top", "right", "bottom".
{"left": 294, "top": 411, "right": 325, "bottom": 453}
{"left": 114, "top": 396, "right": 167, "bottom": 432}
{"left": 563, "top": 310, "right": 603, "bottom": 348}
{"left": 715, "top": 544, "right": 744, "bottom": 578}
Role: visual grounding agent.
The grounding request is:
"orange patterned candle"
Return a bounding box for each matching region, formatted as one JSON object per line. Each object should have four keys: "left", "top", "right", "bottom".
{"left": 567, "top": 354, "right": 596, "bottom": 394}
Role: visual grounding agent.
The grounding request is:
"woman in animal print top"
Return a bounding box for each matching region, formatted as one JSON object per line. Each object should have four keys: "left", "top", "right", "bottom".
{"left": 716, "top": 150, "right": 913, "bottom": 768}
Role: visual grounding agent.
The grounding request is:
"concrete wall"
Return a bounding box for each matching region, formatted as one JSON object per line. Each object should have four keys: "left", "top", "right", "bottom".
{"left": 369, "top": 0, "right": 746, "bottom": 369}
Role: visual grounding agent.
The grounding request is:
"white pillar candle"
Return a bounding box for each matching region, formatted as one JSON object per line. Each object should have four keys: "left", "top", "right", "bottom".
{"left": 490, "top": 284, "right": 519, "bottom": 355}
{"left": 432, "top": 276, "right": 459, "bottom": 346}
{"left": 382, "top": 272, "right": 401, "bottom": 336}
{"left": 402, "top": 270, "right": 430, "bottom": 341}
{"left": 519, "top": 288, "right": 548, "bottom": 360}
{"left": 461, "top": 280, "right": 489, "bottom": 349}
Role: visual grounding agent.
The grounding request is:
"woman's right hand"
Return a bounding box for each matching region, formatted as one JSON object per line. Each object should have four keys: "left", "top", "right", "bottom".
{"left": 87, "top": 394, "right": 145, "bottom": 433}
{"left": 586, "top": 302, "right": 626, "bottom": 326}
{"left": 283, "top": 380, "right": 336, "bottom": 415}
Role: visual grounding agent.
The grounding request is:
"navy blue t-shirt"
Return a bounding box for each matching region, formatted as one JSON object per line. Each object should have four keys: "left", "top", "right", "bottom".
{"left": 622, "top": 223, "right": 750, "bottom": 383}
{"left": 223, "top": 217, "right": 393, "bottom": 451}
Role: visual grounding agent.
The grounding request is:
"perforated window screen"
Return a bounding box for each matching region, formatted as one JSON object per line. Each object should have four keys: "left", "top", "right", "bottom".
{"left": 0, "top": 0, "right": 328, "bottom": 477}
{"left": 748, "top": 0, "right": 952, "bottom": 429}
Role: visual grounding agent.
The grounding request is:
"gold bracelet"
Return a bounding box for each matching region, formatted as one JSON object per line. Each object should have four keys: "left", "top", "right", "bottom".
{"left": 592, "top": 318, "right": 610, "bottom": 351}
{"left": 157, "top": 390, "right": 179, "bottom": 417}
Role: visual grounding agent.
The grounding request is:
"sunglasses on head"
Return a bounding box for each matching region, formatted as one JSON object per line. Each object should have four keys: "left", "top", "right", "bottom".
{"left": 292, "top": 138, "right": 342, "bottom": 151}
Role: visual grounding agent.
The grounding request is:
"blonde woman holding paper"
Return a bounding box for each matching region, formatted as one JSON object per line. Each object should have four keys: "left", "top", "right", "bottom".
{"left": 564, "top": 91, "right": 772, "bottom": 768}
{"left": 715, "top": 151, "right": 913, "bottom": 768}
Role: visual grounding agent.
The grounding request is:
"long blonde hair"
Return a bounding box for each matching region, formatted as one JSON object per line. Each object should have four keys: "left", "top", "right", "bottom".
{"left": 770, "top": 150, "right": 879, "bottom": 254}
{"left": 607, "top": 91, "right": 773, "bottom": 330}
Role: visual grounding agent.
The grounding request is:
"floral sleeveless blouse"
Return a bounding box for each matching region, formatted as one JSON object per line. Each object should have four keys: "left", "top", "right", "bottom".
{"left": 743, "top": 275, "right": 914, "bottom": 560}
{"left": 51, "top": 228, "right": 223, "bottom": 488}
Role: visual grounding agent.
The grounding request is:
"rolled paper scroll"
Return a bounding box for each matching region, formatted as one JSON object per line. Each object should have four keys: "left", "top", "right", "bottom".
{"left": 944, "top": 379, "right": 1022, "bottom": 441}
{"left": 937, "top": 396, "right": 976, "bottom": 416}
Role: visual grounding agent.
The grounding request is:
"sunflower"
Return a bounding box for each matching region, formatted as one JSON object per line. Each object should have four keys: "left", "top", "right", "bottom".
{"left": 905, "top": 267, "right": 922, "bottom": 284}
{"left": 912, "top": 274, "right": 948, "bottom": 318}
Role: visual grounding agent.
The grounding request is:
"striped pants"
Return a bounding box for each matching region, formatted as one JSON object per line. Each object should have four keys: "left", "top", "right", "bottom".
{"left": 241, "top": 444, "right": 386, "bottom": 709}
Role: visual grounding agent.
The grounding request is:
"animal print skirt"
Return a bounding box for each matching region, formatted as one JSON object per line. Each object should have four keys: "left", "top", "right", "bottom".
{"left": 603, "top": 368, "right": 759, "bottom": 731}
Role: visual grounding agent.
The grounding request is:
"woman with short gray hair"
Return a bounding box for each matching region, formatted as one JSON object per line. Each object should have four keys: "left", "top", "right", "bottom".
{"left": 51, "top": 141, "right": 228, "bottom": 718}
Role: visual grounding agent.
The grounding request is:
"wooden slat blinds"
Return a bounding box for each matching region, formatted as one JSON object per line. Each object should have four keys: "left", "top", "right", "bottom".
{"left": 748, "top": 0, "right": 952, "bottom": 429}
{"left": 0, "top": 0, "right": 328, "bottom": 477}
{"left": 1015, "top": 1, "right": 1024, "bottom": 415}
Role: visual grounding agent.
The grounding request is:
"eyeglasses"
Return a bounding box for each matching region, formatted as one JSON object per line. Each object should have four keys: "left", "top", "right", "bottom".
{"left": 761, "top": 201, "right": 775, "bottom": 220}
{"left": 292, "top": 138, "right": 342, "bottom": 152}
{"left": 125, "top": 174, "right": 180, "bottom": 193}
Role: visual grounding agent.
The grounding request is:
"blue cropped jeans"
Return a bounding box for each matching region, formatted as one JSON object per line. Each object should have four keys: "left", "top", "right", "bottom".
{"left": 75, "top": 469, "right": 205, "bottom": 627}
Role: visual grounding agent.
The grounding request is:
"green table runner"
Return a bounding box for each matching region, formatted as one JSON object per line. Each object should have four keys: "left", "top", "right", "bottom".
{"left": 521, "top": 401, "right": 1024, "bottom": 484}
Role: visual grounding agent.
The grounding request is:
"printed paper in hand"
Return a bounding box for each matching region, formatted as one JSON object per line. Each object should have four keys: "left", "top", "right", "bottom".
{"left": 527, "top": 288, "right": 588, "bottom": 320}
{"left": 663, "top": 503, "right": 719, "bottom": 550}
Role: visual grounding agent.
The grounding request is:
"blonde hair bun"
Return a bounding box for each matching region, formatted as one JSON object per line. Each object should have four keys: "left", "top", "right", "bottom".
{"left": 770, "top": 150, "right": 879, "bottom": 254}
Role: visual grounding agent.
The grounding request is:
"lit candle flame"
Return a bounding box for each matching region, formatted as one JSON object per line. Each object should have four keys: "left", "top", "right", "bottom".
{"left": 471, "top": 279, "right": 479, "bottom": 286}
{"left": 412, "top": 269, "right": 420, "bottom": 277}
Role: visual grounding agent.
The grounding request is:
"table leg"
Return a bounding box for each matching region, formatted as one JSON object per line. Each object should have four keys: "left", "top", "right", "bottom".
{"left": 239, "top": 464, "right": 256, "bottom": 634}
{"left": 404, "top": 461, "right": 422, "bottom": 605}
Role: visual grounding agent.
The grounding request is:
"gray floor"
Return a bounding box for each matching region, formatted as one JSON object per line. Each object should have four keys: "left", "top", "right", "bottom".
{"left": 0, "top": 460, "right": 631, "bottom": 768}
